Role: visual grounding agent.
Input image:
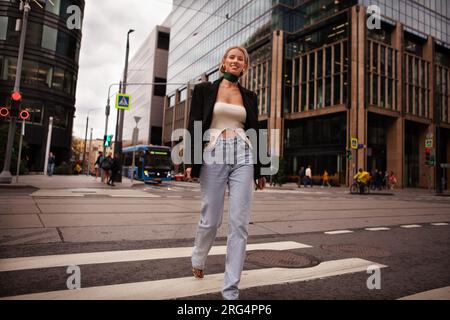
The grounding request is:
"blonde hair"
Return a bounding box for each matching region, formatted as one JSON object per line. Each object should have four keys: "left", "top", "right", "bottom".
{"left": 219, "top": 46, "right": 250, "bottom": 78}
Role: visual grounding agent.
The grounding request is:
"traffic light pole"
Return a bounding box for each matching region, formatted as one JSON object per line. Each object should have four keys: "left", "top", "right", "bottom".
{"left": 0, "top": 0, "right": 30, "bottom": 184}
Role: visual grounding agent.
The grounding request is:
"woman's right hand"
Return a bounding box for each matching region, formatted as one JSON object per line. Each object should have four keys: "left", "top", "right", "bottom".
{"left": 185, "top": 167, "right": 192, "bottom": 180}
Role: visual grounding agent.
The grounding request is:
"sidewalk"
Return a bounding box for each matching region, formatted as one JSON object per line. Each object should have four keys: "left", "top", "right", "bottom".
{"left": 0, "top": 174, "right": 144, "bottom": 190}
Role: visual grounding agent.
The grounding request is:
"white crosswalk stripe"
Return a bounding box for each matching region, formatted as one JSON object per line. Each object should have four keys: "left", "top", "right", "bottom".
{"left": 0, "top": 241, "right": 310, "bottom": 272}
{"left": 0, "top": 240, "right": 391, "bottom": 300}
{"left": 1, "top": 258, "right": 387, "bottom": 300}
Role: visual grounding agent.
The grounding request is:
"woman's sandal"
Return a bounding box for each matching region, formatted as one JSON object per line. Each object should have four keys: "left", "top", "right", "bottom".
{"left": 192, "top": 267, "right": 204, "bottom": 279}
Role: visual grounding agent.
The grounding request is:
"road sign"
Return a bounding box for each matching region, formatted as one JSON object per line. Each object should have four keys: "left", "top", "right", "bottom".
{"left": 116, "top": 94, "right": 132, "bottom": 110}
{"left": 441, "top": 163, "right": 450, "bottom": 169}
{"left": 425, "top": 138, "right": 433, "bottom": 148}
{"left": 351, "top": 138, "right": 358, "bottom": 150}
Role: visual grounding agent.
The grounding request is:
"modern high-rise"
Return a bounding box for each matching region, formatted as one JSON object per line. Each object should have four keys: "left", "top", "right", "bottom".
{"left": 0, "top": 0, "right": 84, "bottom": 171}
{"left": 123, "top": 25, "right": 170, "bottom": 147}
{"left": 162, "top": 0, "right": 450, "bottom": 189}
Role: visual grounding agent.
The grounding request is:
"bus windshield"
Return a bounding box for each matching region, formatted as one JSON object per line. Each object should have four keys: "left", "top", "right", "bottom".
{"left": 144, "top": 150, "right": 171, "bottom": 169}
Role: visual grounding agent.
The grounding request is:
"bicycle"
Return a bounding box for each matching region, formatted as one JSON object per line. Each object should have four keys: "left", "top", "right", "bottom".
{"left": 350, "top": 181, "right": 370, "bottom": 195}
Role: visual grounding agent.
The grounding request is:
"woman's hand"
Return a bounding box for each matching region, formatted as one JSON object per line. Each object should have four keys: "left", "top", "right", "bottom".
{"left": 185, "top": 167, "right": 192, "bottom": 180}
{"left": 255, "top": 177, "right": 266, "bottom": 191}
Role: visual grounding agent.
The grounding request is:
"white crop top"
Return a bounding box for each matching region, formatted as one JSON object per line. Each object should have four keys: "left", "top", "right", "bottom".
{"left": 205, "top": 102, "right": 252, "bottom": 150}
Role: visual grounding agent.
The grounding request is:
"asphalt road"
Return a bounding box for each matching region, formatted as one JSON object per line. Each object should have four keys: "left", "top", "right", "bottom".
{"left": 0, "top": 178, "right": 449, "bottom": 301}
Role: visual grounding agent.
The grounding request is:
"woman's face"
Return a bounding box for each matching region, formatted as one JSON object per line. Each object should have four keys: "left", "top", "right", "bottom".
{"left": 222, "top": 48, "right": 247, "bottom": 77}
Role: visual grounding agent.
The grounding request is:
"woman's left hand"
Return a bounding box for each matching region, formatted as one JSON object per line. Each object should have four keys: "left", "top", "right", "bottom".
{"left": 255, "top": 177, "right": 266, "bottom": 191}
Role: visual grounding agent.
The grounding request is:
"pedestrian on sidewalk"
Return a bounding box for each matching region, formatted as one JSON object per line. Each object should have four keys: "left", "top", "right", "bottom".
{"left": 47, "top": 152, "right": 56, "bottom": 177}
{"left": 185, "top": 46, "right": 266, "bottom": 300}
{"left": 388, "top": 171, "right": 398, "bottom": 190}
{"left": 101, "top": 153, "right": 113, "bottom": 184}
{"left": 304, "top": 165, "right": 313, "bottom": 188}
{"left": 108, "top": 154, "right": 121, "bottom": 186}
{"left": 322, "top": 170, "right": 331, "bottom": 188}
{"left": 94, "top": 152, "right": 104, "bottom": 180}
{"left": 297, "top": 166, "right": 305, "bottom": 188}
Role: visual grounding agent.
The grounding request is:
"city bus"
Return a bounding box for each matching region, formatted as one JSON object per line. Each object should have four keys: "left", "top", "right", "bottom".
{"left": 122, "top": 145, "right": 172, "bottom": 184}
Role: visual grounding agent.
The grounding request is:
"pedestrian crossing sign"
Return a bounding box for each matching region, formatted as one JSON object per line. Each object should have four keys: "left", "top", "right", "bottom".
{"left": 351, "top": 138, "right": 358, "bottom": 150}
{"left": 116, "top": 94, "right": 132, "bottom": 110}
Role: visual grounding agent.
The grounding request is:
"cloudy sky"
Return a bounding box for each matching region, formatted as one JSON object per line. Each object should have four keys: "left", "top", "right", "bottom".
{"left": 73, "top": 0, "right": 173, "bottom": 139}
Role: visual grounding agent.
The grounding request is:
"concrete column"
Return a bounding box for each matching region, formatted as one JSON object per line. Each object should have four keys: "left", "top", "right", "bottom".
{"left": 348, "top": 5, "right": 367, "bottom": 183}
{"left": 423, "top": 36, "right": 436, "bottom": 189}
{"left": 269, "top": 29, "right": 284, "bottom": 159}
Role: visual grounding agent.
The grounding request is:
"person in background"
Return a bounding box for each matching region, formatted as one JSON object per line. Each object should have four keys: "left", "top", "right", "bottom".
{"left": 297, "top": 166, "right": 305, "bottom": 188}
{"left": 94, "top": 152, "right": 104, "bottom": 181}
{"left": 47, "top": 152, "right": 56, "bottom": 177}
{"left": 322, "top": 170, "right": 331, "bottom": 188}
{"left": 304, "top": 165, "right": 313, "bottom": 188}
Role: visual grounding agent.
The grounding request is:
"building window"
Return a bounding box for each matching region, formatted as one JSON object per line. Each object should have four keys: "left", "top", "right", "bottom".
{"left": 45, "top": 0, "right": 61, "bottom": 15}
{"left": 368, "top": 40, "right": 398, "bottom": 111}
{"left": 405, "top": 53, "right": 430, "bottom": 118}
{"left": 154, "top": 77, "right": 167, "bottom": 97}
{"left": 157, "top": 32, "right": 170, "bottom": 51}
{"left": 52, "top": 67, "right": 64, "bottom": 91}
{"left": 57, "top": 30, "right": 78, "bottom": 60}
{"left": 41, "top": 25, "right": 58, "bottom": 51}
{"left": 0, "top": 16, "right": 7, "bottom": 41}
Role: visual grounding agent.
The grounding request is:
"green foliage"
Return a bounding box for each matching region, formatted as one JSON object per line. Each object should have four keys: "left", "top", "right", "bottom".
{"left": 0, "top": 122, "right": 29, "bottom": 175}
{"left": 54, "top": 161, "right": 73, "bottom": 175}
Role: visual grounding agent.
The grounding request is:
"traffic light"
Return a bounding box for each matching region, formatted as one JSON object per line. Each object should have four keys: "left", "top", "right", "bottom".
{"left": 425, "top": 148, "right": 434, "bottom": 166}
{"left": 347, "top": 150, "right": 353, "bottom": 161}
{"left": 0, "top": 107, "right": 10, "bottom": 119}
{"left": 10, "top": 91, "right": 22, "bottom": 118}
{"left": 19, "top": 109, "right": 30, "bottom": 121}
{"left": 104, "top": 135, "right": 113, "bottom": 147}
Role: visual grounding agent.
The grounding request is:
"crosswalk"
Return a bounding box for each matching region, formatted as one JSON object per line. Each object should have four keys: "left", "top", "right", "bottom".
{"left": 0, "top": 240, "right": 387, "bottom": 300}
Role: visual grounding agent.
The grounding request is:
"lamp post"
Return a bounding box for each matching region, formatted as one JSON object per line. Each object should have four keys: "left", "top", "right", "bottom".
{"left": 0, "top": 0, "right": 31, "bottom": 184}
{"left": 114, "top": 29, "right": 135, "bottom": 183}
{"left": 82, "top": 109, "right": 96, "bottom": 175}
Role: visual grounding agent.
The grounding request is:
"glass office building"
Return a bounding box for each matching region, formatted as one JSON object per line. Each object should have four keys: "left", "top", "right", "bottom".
{"left": 162, "top": 0, "right": 450, "bottom": 189}
{"left": 0, "top": 0, "right": 83, "bottom": 171}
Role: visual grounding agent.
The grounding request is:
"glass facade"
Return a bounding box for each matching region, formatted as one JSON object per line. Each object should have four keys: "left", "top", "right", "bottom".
{"left": 167, "top": 0, "right": 272, "bottom": 88}
{"left": 359, "top": 0, "right": 450, "bottom": 46}
{"left": 0, "top": 0, "right": 84, "bottom": 169}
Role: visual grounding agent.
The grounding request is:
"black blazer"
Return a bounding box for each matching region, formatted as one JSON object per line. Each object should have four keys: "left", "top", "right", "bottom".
{"left": 186, "top": 77, "right": 263, "bottom": 182}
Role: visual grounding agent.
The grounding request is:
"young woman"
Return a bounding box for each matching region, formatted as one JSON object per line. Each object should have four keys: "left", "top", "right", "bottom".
{"left": 185, "top": 46, "right": 266, "bottom": 300}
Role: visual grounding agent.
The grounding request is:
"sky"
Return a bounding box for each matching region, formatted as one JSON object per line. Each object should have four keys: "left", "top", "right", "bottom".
{"left": 73, "top": 0, "right": 173, "bottom": 140}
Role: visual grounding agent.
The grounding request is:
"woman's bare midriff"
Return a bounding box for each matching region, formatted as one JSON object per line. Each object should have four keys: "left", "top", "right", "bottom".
{"left": 220, "top": 129, "right": 238, "bottom": 139}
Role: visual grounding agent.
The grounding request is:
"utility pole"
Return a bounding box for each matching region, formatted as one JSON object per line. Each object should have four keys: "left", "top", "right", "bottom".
{"left": 82, "top": 114, "right": 89, "bottom": 175}
{"left": 87, "top": 128, "right": 93, "bottom": 176}
{"left": 114, "top": 29, "right": 135, "bottom": 183}
{"left": 0, "top": 0, "right": 30, "bottom": 184}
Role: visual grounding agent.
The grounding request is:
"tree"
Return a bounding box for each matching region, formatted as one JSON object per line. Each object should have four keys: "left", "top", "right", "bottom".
{"left": 0, "top": 122, "right": 29, "bottom": 175}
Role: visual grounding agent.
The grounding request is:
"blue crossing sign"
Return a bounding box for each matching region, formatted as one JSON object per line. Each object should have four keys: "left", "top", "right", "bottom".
{"left": 116, "top": 93, "right": 132, "bottom": 110}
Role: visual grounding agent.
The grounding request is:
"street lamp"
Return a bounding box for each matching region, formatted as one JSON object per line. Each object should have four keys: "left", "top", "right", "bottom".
{"left": 114, "top": 29, "right": 135, "bottom": 183}
{"left": 82, "top": 108, "right": 96, "bottom": 175}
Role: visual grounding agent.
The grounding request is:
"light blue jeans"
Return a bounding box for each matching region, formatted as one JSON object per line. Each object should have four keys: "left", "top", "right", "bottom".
{"left": 192, "top": 135, "right": 254, "bottom": 300}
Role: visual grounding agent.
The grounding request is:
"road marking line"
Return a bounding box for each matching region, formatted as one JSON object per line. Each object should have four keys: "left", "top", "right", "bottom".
{"left": 398, "top": 286, "right": 450, "bottom": 300}
{"left": 400, "top": 225, "right": 422, "bottom": 228}
{"left": 324, "top": 230, "right": 354, "bottom": 235}
{"left": 365, "top": 227, "right": 391, "bottom": 231}
{"left": 0, "top": 241, "right": 311, "bottom": 272}
{"left": 1, "top": 258, "right": 386, "bottom": 300}
{"left": 430, "top": 223, "right": 449, "bottom": 226}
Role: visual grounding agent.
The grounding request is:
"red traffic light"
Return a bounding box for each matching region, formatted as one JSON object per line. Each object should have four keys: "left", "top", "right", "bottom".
{"left": 19, "top": 109, "right": 30, "bottom": 120}
{"left": 11, "top": 91, "right": 22, "bottom": 101}
{"left": 0, "top": 107, "right": 10, "bottom": 117}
